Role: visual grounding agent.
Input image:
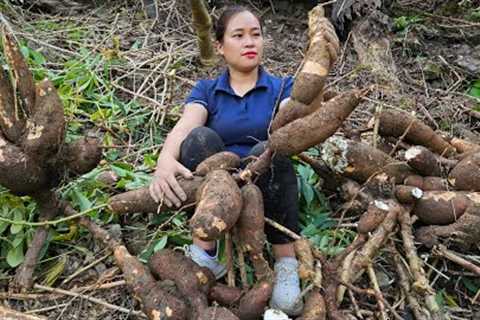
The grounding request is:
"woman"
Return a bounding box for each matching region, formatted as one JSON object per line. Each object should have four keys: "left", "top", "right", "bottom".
{"left": 149, "top": 5, "right": 302, "bottom": 315}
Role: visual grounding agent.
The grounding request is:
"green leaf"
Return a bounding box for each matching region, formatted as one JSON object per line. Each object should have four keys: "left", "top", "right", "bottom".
{"left": 30, "top": 50, "right": 46, "bottom": 65}
{"left": 6, "top": 245, "right": 24, "bottom": 267}
{"left": 302, "top": 183, "right": 315, "bottom": 206}
{"left": 443, "top": 292, "right": 459, "bottom": 307}
{"left": 72, "top": 189, "right": 93, "bottom": 212}
{"left": 12, "top": 232, "right": 24, "bottom": 248}
{"left": 10, "top": 209, "right": 24, "bottom": 234}
{"left": 435, "top": 289, "right": 445, "bottom": 307}
{"left": 20, "top": 45, "right": 30, "bottom": 59}
{"left": 143, "top": 153, "right": 158, "bottom": 169}
{"left": 301, "top": 223, "right": 319, "bottom": 237}
{"left": 111, "top": 163, "right": 134, "bottom": 178}
{"left": 462, "top": 277, "right": 480, "bottom": 294}
{"left": 469, "top": 85, "right": 480, "bottom": 98}
{"left": 153, "top": 236, "right": 168, "bottom": 252}
{"left": 0, "top": 221, "right": 8, "bottom": 234}
{"left": 42, "top": 256, "right": 67, "bottom": 286}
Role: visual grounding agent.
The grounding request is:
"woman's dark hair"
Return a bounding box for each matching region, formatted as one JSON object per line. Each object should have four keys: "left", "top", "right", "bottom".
{"left": 215, "top": 5, "right": 262, "bottom": 42}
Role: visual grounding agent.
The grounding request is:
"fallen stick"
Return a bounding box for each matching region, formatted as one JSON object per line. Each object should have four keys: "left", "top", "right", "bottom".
{"left": 225, "top": 232, "right": 236, "bottom": 287}
{"left": 337, "top": 200, "right": 400, "bottom": 303}
{"left": 0, "top": 281, "right": 126, "bottom": 300}
{"left": 391, "top": 243, "right": 429, "bottom": 320}
{"left": 367, "top": 264, "right": 388, "bottom": 320}
{"left": 338, "top": 280, "right": 403, "bottom": 320}
{"left": 398, "top": 206, "right": 443, "bottom": 320}
{"left": 0, "top": 305, "right": 46, "bottom": 320}
{"left": 12, "top": 191, "right": 62, "bottom": 291}
{"left": 33, "top": 284, "right": 146, "bottom": 317}
{"left": 62, "top": 203, "right": 188, "bottom": 320}
{"left": 432, "top": 244, "right": 480, "bottom": 276}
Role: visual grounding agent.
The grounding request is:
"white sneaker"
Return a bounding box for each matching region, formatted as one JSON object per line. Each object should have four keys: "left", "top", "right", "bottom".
{"left": 270, "top": 257, "right": 303, "bottom": 316}
{"left": 184, "top": 243, "right": 227, "bottom": 280}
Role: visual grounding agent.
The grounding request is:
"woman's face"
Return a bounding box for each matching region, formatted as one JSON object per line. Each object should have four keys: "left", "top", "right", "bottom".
{"left": 217, "top": 11, "right": 264, "bottom": 73}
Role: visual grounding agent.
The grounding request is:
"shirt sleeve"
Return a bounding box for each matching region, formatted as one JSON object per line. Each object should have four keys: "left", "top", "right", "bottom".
{"left": 280, "top": 76, "right": 294, "bottom": 101}
{"left": 185, "top": 80, "right": 209, "bottom": 110}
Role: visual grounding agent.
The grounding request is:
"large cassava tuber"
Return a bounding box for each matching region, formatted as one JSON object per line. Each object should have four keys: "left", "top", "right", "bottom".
{"left": 291, "top": 5, "right": 339, "bottom": 104}
{"left": 294, "top": 238, "right": 315, "bottom": 281}
{"left": 269, "top": 5, "right": 340, "bottom": 132}
{"left": 357, "top": 200, "right": 389, "bottom": 234}
{"left": 2, "top": 31, "right": 35, "bottom": 115}
{"left": 236, "top": 183, "right": 272, "bottom": 281}
{"left": 22, "top": 79, "right": 65, "bottom": 165}
{"left": 297, "top": 289, "right": 326, "bottom": 320}
{"left": 448, "top": 152, "right": 480, "bottom": 191}
{"left": 209, "top": 283, "right": 243, "bottom": 306}
{"left": 377, "top": 110, "right": 454, "bottom": 156}
{"left": 411, "top": 191, "right": 480, "bottom": 225}
{"left": 0, "top": 134, "right": 48, "bottom": 195}
{"left": 63, "top": 136, "right": 103, "bottom": 175}
{"left": 269, "top": 89, "right": 365, "bottom": 156}
{"left": 321, "top": 136, "right": 413, "bottom": 184}
{"left": 209, "top": 282, "right": 273, "bottom": 320}
{"left": 449, "top": 137, "right": 479, "bottom": 154}
{"left": 196, "top": 151, "right": 241, "bottom": 176}
{"left": 404, "top": 175, "right": 449, "bottom": 191}
{"left": 190, "top": 170, "right": 242, "bottom": 240}
{"left": 404, "top": 146, "right": 442, "bottom": 176}
{"left": 0, "top": 30, "right": 102, "bottom": 193}
{"left": 236, "top": 281, "right": 273, "bottom": 320}
{"left": 0, "top": 29, "right": 103, "bottom": 292}
{"left": 0, "top": 68, "right": 25, "bottom": 142}
{"left": 415, "top": 204, "right": 480, "bottom": 249}
{"left": 108, "top": 176, "right": 204, "bottom": 214}
{"left": 149, "top": 249, "right": 215, "bottom": 319}
{"left": 199, "top": 307, "right": 240, "bottom": 320}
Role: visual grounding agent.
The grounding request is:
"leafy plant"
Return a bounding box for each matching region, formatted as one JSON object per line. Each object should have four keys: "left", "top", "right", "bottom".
{"left": 468, "top": 79, "right": 480, "bottom": 98}
{"left": 293, "top": 150, "right": 353, "bottom": 256}
{"left": 393, "top": 15, "right": 423, "bottom": 32}
{"left": 0, "top": 192, "right": 37, "bottom": 268}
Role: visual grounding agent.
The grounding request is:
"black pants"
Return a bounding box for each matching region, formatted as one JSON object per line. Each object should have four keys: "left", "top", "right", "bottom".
{"left": 180, "top": 127, "right": 300, "bottom": 244}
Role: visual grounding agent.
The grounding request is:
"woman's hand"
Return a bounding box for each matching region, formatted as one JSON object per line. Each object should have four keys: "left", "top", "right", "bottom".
{"left": 149, "top": 154, "right": 193, "bottom": 208}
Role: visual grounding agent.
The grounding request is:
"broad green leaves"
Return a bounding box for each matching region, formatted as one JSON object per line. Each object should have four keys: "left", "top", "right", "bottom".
{"left": 469, "top": 80, "right": 480, "bottom": 99}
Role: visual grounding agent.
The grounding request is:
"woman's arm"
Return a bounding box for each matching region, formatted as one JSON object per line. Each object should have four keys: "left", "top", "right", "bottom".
{"left": 150, "top": 103, "right": 208, "bottom": 207}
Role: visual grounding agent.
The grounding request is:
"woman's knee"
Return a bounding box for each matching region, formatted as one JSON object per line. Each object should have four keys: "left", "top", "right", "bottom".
{"left": 180, "top": 126, "right": 225, "bottom": 171}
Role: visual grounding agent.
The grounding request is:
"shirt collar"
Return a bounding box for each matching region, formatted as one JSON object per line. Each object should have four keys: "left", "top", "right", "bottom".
{"left": 214, "top": 66, "right": 270, "bottom": 95}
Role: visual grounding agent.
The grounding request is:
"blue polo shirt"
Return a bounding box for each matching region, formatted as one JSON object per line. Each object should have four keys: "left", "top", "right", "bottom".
{"left": 185, "top": 67, "right": 293, "bottom": 158}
